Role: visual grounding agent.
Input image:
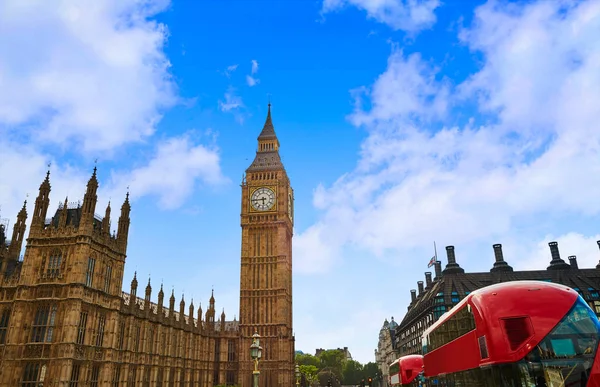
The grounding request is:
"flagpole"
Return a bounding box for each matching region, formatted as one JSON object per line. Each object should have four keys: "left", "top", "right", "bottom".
{"left": 434, "top": 241, "right": 438, "bottom": 262}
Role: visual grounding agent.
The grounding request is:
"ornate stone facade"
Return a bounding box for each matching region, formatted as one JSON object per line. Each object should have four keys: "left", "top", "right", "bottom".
{"left": 374, "top": 318, "right": 397, "bottom": 387}
{"left": 0, "top": 106, "right": 295, "bottom": 386}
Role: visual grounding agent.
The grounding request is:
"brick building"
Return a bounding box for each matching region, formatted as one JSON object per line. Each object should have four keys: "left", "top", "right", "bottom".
{"left": 394, "top": 242, "right": 600, "bottom": 357}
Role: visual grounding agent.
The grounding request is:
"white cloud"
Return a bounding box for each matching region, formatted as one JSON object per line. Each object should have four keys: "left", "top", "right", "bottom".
{"left": 0, "top": 0, "right": 176, "bottom": 152}
{"left": 297, "top": 0, "right": 600, "bottom": 275}
{"left": 223, "top": 64, "right": 238, "bottom": 78}
{"left": 246, "top": 60, "right": 260, "bottom": 87}
{"left": 321, "top": 0, "right": 440, "bottom": 32}
{"left": 218, "top": 87, "right": 244, "bottom": 112}
{"left": 106, "top": 132, "right": 227, "bottom": 210}
{"left": 246, "top": 75, "right": 259, "bottom": 87}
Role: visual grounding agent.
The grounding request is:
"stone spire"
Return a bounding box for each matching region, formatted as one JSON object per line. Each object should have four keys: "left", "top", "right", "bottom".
{"left": 8, "top": 200, "right": 27, "bottom": 260}
{"left": 246, "top": 103, "right": 284, "bottom": 172}
{"left": 117, "top": 191, "right": 131, "bottom": 252}
{"left": 32, "top": 170, "right": 51, "bottom": 229}
{"left": 258, "top": 103, "right": 277, "bottom": 141}
{"left": 102, "top": 201, "right": 111, "bottom": 234}
{"left": 81, "top": 167, "right": 99, "bottom": 229}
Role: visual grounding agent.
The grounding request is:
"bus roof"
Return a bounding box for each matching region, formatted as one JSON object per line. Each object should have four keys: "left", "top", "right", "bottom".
{"left": 421, "top": 280, "right": 578, "bottom": 339}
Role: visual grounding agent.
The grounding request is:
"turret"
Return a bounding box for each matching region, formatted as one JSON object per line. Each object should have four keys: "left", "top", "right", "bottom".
{"left": 59, "top": 196, "right": 69, "bottom": 228}
{"left": 102, "top": 201, "right": 111, "bottom": 234}
{"left": 180, "top": 295, "right": 186, "bottom": 326}
{"left": 117, "top": 192, "right": 131, "bottom": 252}
{"left": 169, "top": 289, "right": 176, "bottom": 322}
{"left": 8, "top": 200, "right": 27, "bottom": 260}
{"left": 205, "top": 289, "right": 216, "bottom": 326}
{"left": 80, "top": 167, "right": 99, "bottom": 231}
{"left": 144, "top": 278, "right": 152, "bottom": 315}
{"left": 197, "top": 303, "right": 203, "bottom": 332}
{"left": 189, "top": 299, "right": 195, "bottom": 328}
{"left": 32, "top": 170, "right": 51, "bottom": 230}
{"left": 157, "top": 284, "right": 165, "bottom": 317}
{"left": 130, "top": 272, "right": 138, "bottom": 310}
{"left": 220, "top": 308, "right": 226, "bottom": 331}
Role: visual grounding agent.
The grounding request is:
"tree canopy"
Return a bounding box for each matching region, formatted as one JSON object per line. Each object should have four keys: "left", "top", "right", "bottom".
{"left": 295, "top": 350, "right": 380, "bottom": 386}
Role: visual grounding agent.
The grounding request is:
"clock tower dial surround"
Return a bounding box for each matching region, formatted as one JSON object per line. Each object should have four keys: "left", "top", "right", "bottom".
{"left": 239, "top": 104, "right": 295, "bottom": 387}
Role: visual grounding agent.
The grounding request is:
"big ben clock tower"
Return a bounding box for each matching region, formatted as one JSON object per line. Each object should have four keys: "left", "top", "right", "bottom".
{"left": 239, "top": 104, "right": 295, "bottom": 387}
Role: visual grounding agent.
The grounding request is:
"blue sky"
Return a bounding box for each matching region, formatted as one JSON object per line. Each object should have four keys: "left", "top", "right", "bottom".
{"left": 1, "top": 0, "right": 600, "bottom": 363}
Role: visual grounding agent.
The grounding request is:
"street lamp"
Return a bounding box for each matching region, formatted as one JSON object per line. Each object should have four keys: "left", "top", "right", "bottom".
{"left": 250, "top": 332, "right": 263, "bottom": 387}
{"left": 295, "top": 364, "right": 300, "bottom": 387}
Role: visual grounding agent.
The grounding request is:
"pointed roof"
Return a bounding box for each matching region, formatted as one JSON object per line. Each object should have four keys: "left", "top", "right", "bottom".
{"left": 246, "top": 104, "right": 285, "bottom": 172}
{"left": 258, "top": 103, "right": 277, "bottom": 140}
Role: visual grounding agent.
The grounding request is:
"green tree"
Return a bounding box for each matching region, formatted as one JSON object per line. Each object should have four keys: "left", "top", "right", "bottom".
{"left": 317, "top": 350, "right": 346, "bottom": 378}
{"left": 299, "top": 365, "right": 319, "bottom": 386}
{"left": 361, "top": 362, "right": 379, "bottom": 382}
{"left": 296, "top": 353, "right": 321, "bottom": 369}
{"left": 342, "top": 360, "right": 364, "bottom": 385}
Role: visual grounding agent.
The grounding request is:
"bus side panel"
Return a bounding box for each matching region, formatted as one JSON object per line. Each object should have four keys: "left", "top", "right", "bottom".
{"left": 424, "top": 331, "right": 480, "bottom": 377}
{"left": 589, "top": 351, "right": 600, "bottom": 387}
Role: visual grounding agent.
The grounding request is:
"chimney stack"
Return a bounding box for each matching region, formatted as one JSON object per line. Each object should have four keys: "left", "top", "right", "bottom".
{"left": 490, "top": 244, "right": 513, "bottom": 272}
{"left": 434, "top": 261, "right": 442, "bottom": 279}
{"left": 410, "top": 289, "right": 416, "bottom": 303}
{"left": 547, "top": 241, "right": 570, "bottom": 270}
{"left": 443, "top": 246, "right": 465, "bottom": 274}
{"left": 425, "top": 272, "right": 432, "bottom": 287}
{"left": 568, "top": 256, "right": 578, "bottom": 269}
{"left": 417, "top": 281, "right": 424, "bottom": 296}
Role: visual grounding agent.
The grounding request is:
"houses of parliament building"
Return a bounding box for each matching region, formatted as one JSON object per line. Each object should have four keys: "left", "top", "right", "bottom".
{"left": 0, "top": 106, "right": 295, "bottom": 386}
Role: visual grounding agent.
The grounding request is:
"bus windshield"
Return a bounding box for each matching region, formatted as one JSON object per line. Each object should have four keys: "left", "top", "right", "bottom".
{"left": 426, "top": 297, "right": 600, "bottom": 386}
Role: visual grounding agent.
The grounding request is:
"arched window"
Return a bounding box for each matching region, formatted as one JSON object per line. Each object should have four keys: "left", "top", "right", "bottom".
{"left": 47, "top": 249, "right": 62, "bottom": 278}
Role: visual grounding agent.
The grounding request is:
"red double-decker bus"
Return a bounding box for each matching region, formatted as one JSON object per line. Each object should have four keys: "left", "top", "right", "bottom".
{"left": 421, "top": 280, "right": 600, "bottom": 386}
{"left": 389, "top": 355, "right": 423, "bottom": 386}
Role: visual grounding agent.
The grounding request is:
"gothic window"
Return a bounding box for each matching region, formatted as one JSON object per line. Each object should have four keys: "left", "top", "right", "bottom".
{"left": 169, "top": 368, "right": 175, "bottom": 387}
{"left": 213, "top": 369, "right": 220, "bottom": 386}
{"left": 104, "top": 265, "right": 112, "bottom": 293}
{"left": 85, "top": 257, "right": 96, "bottom": 287}
{"left": 226, "top": 371, "right": 236, "bottom": 386}
{"left": 76, "top": 312, "right": 88, "bottom": 345}
{"left": 143, "top": 366, "right": 151, "bottom": 387}
{"left": 0, "top": 308, "right": 10, "bottom": 344}
{"left": 148, "top": 325, "right": 155, "bottom": 354}
{"left": 117, "top": 320, "right": 125, "bottom": 350}
{"left": 129, "top": 366, "right": 138, "bottom": 385}
{"left": 157, "top": 368, "right": 164, "bottom": 387}
{"left": 47, "top": 250, "right": 62, "bottom": 278}
{"left": 95, "top": 314, "right": 105, "bottom": 347}
{"left": 22, "top": 363, "right": 45, "bottom": 387}
{"left": 30, "top": 305, "right": 57, "bottom": 343}
{"left": 134, "top": 323, "right": 141, "bottom": 352}
{"left": 227, "top": 339, "right": 236, "bottom": 361}
{"left": 69, "top": 363, "right": 81, "bottom": 387}
{"left": 112, "top": 365, "right": 121, "bottom": 387}
{"left": 90, "top": 364, "right": 100, "bottom": 387}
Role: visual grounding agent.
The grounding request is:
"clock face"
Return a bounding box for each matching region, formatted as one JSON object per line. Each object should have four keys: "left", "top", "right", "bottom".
{"left": 288, "top": 192, "right": 293, "bottom": 221}
{"left": 251, "top": 187, "right": 275, "bottom": 211}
